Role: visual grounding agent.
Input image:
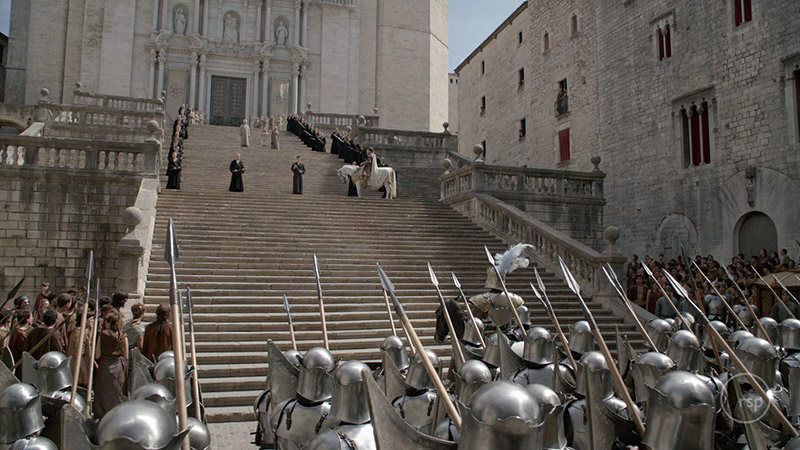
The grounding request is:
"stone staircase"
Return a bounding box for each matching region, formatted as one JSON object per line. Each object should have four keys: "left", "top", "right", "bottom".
{"left": 144, "top": 125, "right": 641, "bottom": 423}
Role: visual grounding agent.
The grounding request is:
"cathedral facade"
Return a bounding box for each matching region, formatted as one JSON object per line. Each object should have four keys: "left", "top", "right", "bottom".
{"left": 5, "top": 0, "right": 449, "bottom": 131}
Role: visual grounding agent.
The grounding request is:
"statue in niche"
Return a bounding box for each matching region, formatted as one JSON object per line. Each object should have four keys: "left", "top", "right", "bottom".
{"left": 276, "top": 22, "right": 288, "bottom": 46}
{"left": 174, "top": 8, "right": 187, "bottom": 35}
{"left": 224, "top": 13, "right": 239, "bottom": 42}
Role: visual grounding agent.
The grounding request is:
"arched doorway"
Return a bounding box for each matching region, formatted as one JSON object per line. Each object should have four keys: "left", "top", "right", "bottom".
{"left": 656, "top": 214, "right": 698, "bottom": 261}
{"left": 737, "top": 212, "right": 778, "bottom": 258}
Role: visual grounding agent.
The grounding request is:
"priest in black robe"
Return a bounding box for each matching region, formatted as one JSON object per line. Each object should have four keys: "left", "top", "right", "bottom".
{"left": 166, "top": 150, "right": 181, "bottom": 189}
{"left": 229, "top": 153, "right": 245, "bottom": 192}
{"left": 291, "top": 155, "right": 305, "bottom": 194}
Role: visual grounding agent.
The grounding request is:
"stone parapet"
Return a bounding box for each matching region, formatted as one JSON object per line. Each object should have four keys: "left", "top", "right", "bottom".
{"left": 72, "top": 88, "right": 165, "bottom": 112}
{"left": 305, "top": 112, "right": 380, "bottom": 135}
{"left": 353, "top": 126, "right": 457, "bottom": 167}
{"left": 117, "top": 178, "right": 160, "bottom": 302}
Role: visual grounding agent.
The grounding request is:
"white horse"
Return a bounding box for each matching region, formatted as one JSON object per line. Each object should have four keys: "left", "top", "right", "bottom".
{"left": 338, "top": 158, "right": 397, "bottom": 199}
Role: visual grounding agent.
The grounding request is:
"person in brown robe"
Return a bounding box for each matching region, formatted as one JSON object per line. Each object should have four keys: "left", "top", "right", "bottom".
{"left": 94, "top": 309, "right": 128, "bottom": 418}
{"left": 141, "top": 304, "right": 173, "bottom": 362}
{"left": 25, "top": 309, "right": 64, "bottom": 359}
{"left": 9, "top": 310, "right": 32, "bottom": 377}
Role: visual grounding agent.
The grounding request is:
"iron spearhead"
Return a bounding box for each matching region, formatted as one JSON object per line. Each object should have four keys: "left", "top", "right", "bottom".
{"left": 427, "top": 262, "right": 439, "bottom": 287}
{"left": 2, "top": 277, "right": 25, "bottom": 311}
{"left": 484, "top": 245, "right": 496, "bottom": 266}
{"left": 451, "top": 272, "right": 461, "bottom": 290}
{"left": 534, "top": 266, "right": 546, "bottom": 295}
{"left": 85, "top": 250, "right": 94, "bottom": 281}
{"left": 557, "top": 256, "right": 581, "bottom": 297}
{"left": 313, "top": 254, "right": 321, "bottom": 279}
{"left": 377, "top": 264, "right": 402, "bottom": 312}
{"left": 283, "top": 295, "right": 290, "bottom": 312}
{"left": 164, "top": 218, "right": 180, "bottom": 266}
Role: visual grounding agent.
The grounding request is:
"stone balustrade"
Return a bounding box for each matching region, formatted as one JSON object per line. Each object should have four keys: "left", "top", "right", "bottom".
{"left": 352, "top": 126, "right": 458, "bottom": 167}
{"left": 72, "top": 89, "right": 165, "bottom": 112}
{"left": 0, "top": 135, "right": 160, "bottom": 177}
{"left": 316, "top": 0, "right": 356, "bottom": 7}
{"left": 306, "top": 112, "right": 380, "bottom": 129}
{"left": 46, "top": 102, "right": 165, "bottom": 130}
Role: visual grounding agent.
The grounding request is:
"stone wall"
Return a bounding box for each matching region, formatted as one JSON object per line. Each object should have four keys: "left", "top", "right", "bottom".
{"left": 0, "top": 169, "right": 140, "bottom": 296}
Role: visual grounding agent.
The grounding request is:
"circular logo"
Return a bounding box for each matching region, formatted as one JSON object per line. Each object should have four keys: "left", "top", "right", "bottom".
{"left": 720, "top": 372, "right": 771, "bottom": 425}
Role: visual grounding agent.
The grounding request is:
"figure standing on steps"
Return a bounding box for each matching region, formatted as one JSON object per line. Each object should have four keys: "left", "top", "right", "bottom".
{"left": 271, "top": 126, "right": 280, "bottom": 150}
{"left": 240, "top": 119, "right": 250, "bottom": 147}
{"left": 229, "top": 153, "right": 245, "bottom": 192}
{"left": 261, "top": 118, "right": 269, "bottom": 148}
{"left": 291, "top": 155, "right": 305, "bottom": 194}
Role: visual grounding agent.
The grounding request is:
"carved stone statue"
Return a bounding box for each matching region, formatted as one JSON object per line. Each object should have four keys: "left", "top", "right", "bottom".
{"left": 224, "top": 13, "right": 239, "bottom": 43}
{"left": 276, "top": 22, "right": 288, "bottom": 46}
{"left": 174, "top": 8, "right": 187, "bottom": 35}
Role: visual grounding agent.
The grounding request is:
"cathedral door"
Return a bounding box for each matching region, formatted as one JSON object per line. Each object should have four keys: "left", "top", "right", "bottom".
{"left": 210, "top": 76, "right": 247, "bottom": 126}
{"left": 737, "top": 211, "right": 777, "bottom": 258}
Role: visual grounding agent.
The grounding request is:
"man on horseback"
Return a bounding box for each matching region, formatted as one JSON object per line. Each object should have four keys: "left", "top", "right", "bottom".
{"left": 468, "top": 244, "right": 530, "bottom": 331}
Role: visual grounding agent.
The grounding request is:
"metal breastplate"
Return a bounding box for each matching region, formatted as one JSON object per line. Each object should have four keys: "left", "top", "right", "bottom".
{"left": 391, "top": 390, "right": 437, "bottom": 434}
{"left": 565, "top": 399, "right": 590, "bottom": 450}
{"left": 274, "top": 399, "right": 332, "bottom": 450}
{"left": 309, "top": 423, "right": 377, "bottom": 450}
{"left": 433, "top": 417, "right": 460, "bottom": 443}
{"left": 513, "top": 365, "right": 556, "bottom": 389}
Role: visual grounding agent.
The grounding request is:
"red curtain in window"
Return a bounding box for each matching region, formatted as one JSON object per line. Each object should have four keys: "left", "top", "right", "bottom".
{"left": 701, "top": 104, "right": 711, "bottom": 164}
{"left": 572, "top": 16, "right": 578, "bottom": 35}
{"left": 681, "top": 110, "right": 691, "bottom": 167}
{"left": 664, "top": 25, "right": 671, "bottom": 58}
{"left": 743, "top": 0, "right": 752, "bottom": 22}
{"left": 657, "top": 29, "right": 664, "bottom": 60}
{"left": 734, "top": 0, "right": 742, "bottom": 26}
{"left": 690, "top": 107, "right": 701, "bottom": 166}
{"left": 558, "top": 129, "right": 570, "bottom": 162}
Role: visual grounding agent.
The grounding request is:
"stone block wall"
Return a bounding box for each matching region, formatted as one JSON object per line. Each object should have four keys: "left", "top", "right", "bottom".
{"left": 0, "top": 169, "right": 140, "bottom": 296}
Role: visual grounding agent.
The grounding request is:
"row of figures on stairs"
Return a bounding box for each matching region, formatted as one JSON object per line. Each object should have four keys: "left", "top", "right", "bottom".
{"left": 253, "top": 243, "right": 800, "bottom": 450}
{"left": 0, "top": 347, "right": 210, "bottom": 449}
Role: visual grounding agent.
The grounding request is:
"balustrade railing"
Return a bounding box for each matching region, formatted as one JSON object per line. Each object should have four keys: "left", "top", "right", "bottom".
{"left": 354, "top": 127, "right": 457, "bottom": 151}
{"left": 0, "top": 135, "right": 160, "bottom": 176}
{"left": 315, "top": 0, "right": 356, "bottom": 7}
{"left": 72, "top": 90, "right": 164, "bottom": 112}
{"left": 306, "top": 112, "right": 379, "bottom": 129}
{"left": 46, "top": 103, "right": 164, "bottom": 130}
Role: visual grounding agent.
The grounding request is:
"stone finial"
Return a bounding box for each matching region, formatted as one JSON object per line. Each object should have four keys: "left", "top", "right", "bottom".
{"left": 145, "top": 120, "right": 163, "bottom": 143}
{"left": 160, "top": 90, "right": 167, "bottom": 100}
{"left": 306, "top": 102, "right": 312, "bottom": 112}
{"left": 346, "top": 126, "right": 352, "bottom": 132}
{"left": 357, "top": 115, "right": 367, "bottom": 126}
{"left": 603, "top": 226, "right": 621, "bottom": 256}
{"left": 473, "top": 144, "right": 484, "bottom": 163}
{"left": 442, "top": 122, "right": 450, "bottom": 134}
{"left": 442, "top": 157, "right": 452, "bottom": 174}
{"left": 591, "top": 156, "right": 602, "bottom": 172}
{"left": 39, "top": 88, "right": 50, "bottom": 102}
{"left": 75, "top": 82, "right": 82, "bottom": 90}
{"left": 373, "top": 107, "right": 379, "bottom": 115}
{"left": 122, "top": 206, "right": 144, "bottom": 228}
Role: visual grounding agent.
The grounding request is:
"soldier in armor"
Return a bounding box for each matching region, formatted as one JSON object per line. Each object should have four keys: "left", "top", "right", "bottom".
{"left": 254, "top": 342, "right": 302, "bottom": 448}
{"left": 92, "top": 400, "right": 189, "bottom": 449}
{"left": 467, "top": 244, "right": 532, "bottom": 330}
{"left": 510, "top": 326, "right": 574, "bottom": 392}
{"left": 307, "top": 361, "right": 377, "bottom": 450}
{"left": 781, "top": 318, "right": 800, "bottom": 354}
{"left": 630, "top": 352, "right": 676, "bottom": 408}
{"left": 642, "top": 371, "right": 716, "bottom": 450}
{"left": 271, "top": 347, "right": 336, "bottom": 450}
{"left": 434, "top": 359, "right": 493, "bottom": 442}
{"left": 132, "top": 383, "right": 177, "bottom": 417}
{"left": 391, "top": 349, "right": 440, "bottom": 434}
{"left": 645, "top": 318, "right": 673, "bottom": 352}
{"left": 0, "top": 383, "right": 46, "bottom": 445}
{"left": 26, "top": 351, "right": 86, "bottom": 413}
{"left": 758, "top": 317, "right": 779, "bottom": 344}
{"left": 568, "top": 320, "right": 595, "bottom": 360}
{"left": 373, "top": 335, "right": 410, "bottom": 384}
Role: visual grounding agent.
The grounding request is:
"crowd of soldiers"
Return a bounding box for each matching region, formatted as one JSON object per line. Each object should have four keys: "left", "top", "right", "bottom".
{"left": 166, "top": 106, "right": 192, "bottom": 190}
{"left": 253, "top": 243, "right": 800, "bottom": 450}
{"left": 287, "top": 115, "right": 327, "bottom": 153}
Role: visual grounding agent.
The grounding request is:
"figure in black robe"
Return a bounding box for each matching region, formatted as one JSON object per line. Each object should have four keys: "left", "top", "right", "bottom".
{"left": 166, "top": 150, "right": 182, "bottom": 189}
{"left": 291, "top": 156, "right": 305, "bottom": 194}
{"left": 229, "top": 154, "right": 245, "bottom": 192}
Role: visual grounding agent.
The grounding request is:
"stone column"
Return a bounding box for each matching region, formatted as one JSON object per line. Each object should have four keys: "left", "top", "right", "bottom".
{"left": 152, "top": 0, "right": 160, "bottom": 30}
{"left": 294, "top": 0, "right": 301, "bottom": 45}
{"left": 197, "top": 54, "right": 207, "bottom": 114}
{"left": 292, "top": 64, "right": 300, "bottom": 114}
{"left": 265, "top": 0, "right": 272, "bottom": 42}
{"left": 156, "top": 49, "right": 167, "bottom": 99}
{"left": 193, "top": 0, "right": 200, "bottom": 34}
{"left": 148, "top": 50, "right": 157, "bottom": 98}
{"left": 301, "top": 1, "right": 308, "bottom": 47}
{"left": 252, "top": 60, "right": 261, "bottom": 119}
{"left": 189, "top": 52, "right": 198, "bottom": 108}
{"left": 256, "top": 1, "right": 263, "bottom": 42}
{"left": 161, "top": 0, "right": 169, "bottom": 30}
{"left": 202, "top": 0, "right": 209, "bottom": 36}
{"left": 261, "top": 61, "right": 270, "bottom": 115}
{"left": 300, "top": 63, "right": 307, "bottom": 112}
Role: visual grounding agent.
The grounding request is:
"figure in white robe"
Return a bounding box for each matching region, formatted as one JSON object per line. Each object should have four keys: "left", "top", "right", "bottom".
{"left": 240, "top": 120, "right": 250, "bottom": 147}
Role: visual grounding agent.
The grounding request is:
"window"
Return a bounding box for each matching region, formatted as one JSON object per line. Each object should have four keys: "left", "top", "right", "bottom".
{"left": 518, "top": 68, "right": 525, "bottom": 88}
{"left": 571, "top": 14, "right": 579, "bottom": 35}
{"left": 519, "top": 118, "right": 527, "bottom": 139}
{"left": 679, "top": 101, "right": 712, "bottom": 167}
{"left": 558, "top": 128, "right": 570, "bottom": 162}
{"left": 556, "top": 79, "right": 569, "bottom": 116}
{"left": 657, "top": 24, "right": 672, "bottom": 61}
{"left": 480, "top": 96, "right": 486, "bottom": 115}
{"left": 543, "top": 32, "right": 550, "bottom": 52}
{"left": 734, "top": 0, "right": 752, "bottom": 27}
{"left": 481, "top": 61, "right": 485, "bottom": 74}
{"left": 518, "top": 31, "right": 523, "bottom": 44}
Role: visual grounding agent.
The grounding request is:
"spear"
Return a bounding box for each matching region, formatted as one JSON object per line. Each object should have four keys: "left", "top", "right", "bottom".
{"left": 177, "top": 290, "right": 187, "bottom": 362}
{"left": 312, "top": 255, "right": 329, "bottom": 351}
{"left": 483, "top": 245, "right": 525, "bottom": 330}
{"left": 452, "top": 272, "right": 485, "bottom": 348}
{"left": 601, "top": 263, "right": 658, "bottom": 351}
{"left": 692, "top": 262, "right": 748, "bottom": 331}
{"left": 773, "top": 273, "right": 800, "bottom": 306}
{"left": 558, "top": 257, "right": 646, "bottom": 438}
{"left": 663, "top": 269, "right": 799, "bottom": 437}
{"left": 186, "top": 287, "right": 202, "bottom": 421}
{"left": 641, "top": 263, "right": 695, "bottom": 333}
{"left": 530, "top": 267, "right": 577, "bottom": 373}
{"left": 11, "top": 309, "right": 80, "bottom": 371}
{"left": 427, "top": 263, "right": 464, "bottom": 365}
{"left": 381, "top": 290, "right": 398, "bottom": 337}
{"left": 165, "top": 218, "right": 190, "bottom": 450}
{"left": 377, "top": 264, "right": 461, "bottom": 430}
{"left": 723, "top": 266, "right": 772, "bottom": 342}
{"left": 84, "top": 278, "right": 100, "bottom": 418}
{"left": 0, "top": 277, "right": 26, "bottom": 313}
{"left": 751, "top": 265, "right": 796, "bottom": 319}
{"left": 70, "top": 252, "right": 93, "bottom": 404}
{"left": 283, "top": 295, "right": 297, "bottom": 351}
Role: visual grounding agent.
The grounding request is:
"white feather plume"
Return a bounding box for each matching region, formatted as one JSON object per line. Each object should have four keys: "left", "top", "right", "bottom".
{"left": 493, "top": 243, "right": 534, "bottom": 276}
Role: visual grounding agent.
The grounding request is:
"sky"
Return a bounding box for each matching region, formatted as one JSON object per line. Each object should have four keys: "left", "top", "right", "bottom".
{"left": 449, "top": 0, "right": 525, "bottom": 72}
{"left": 0, "top": 0, "right": 8, "bottom": 36}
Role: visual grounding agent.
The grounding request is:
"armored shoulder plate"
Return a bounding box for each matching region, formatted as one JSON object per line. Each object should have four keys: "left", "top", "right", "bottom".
{"left": 391, "top": 390, "right": 438, "bottom": 434}
{"left": 273, "top": 398, "right": 332, "bottom": 450}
